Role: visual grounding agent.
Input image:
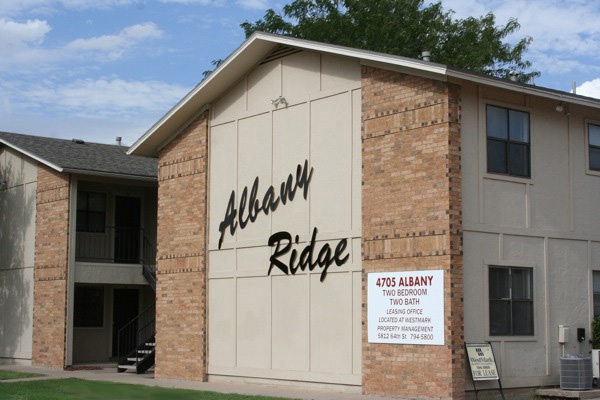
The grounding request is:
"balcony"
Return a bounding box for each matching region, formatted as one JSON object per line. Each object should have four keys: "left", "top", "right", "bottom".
{"left": 75, "top": 226, "right": 156, "bottom": 288}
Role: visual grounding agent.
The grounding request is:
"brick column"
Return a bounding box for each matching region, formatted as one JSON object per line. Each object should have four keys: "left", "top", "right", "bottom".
{"left": 361, "top": 67, "right": 464, "bottom": 399}
{"left": 32, "top": 166, "right": 70, "bottom": 368}
{"left": 155, "top": 112, "right": 208, "bottom": 380}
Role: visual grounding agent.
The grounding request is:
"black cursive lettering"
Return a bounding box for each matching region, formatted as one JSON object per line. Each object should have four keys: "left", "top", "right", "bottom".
{"left": 217, "top": 160, "right": 313, "bottom": 249}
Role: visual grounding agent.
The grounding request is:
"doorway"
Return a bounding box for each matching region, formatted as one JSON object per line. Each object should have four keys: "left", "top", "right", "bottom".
{"left": 112, "top": 288, "right": 139, "bottom": 357}
{"left": 114, "top": 196, "right": 141, "bottom": 263}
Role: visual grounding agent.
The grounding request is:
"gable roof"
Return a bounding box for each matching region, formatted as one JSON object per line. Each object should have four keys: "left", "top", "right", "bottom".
{"left": 0, "top": 131, "right": 157, "bottom": 180}
{"left": 128, "top": 32, "right": 600, "bottom": 157}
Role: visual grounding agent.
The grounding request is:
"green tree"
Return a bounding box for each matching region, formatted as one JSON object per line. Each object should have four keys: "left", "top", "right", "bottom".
{"left": 241, "top": 0, "right": 539, "bottom": 82}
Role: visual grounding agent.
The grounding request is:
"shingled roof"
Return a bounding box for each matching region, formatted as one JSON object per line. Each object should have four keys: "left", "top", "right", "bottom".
{"left": 0, "top": 131, "right": 157, "bottom": 180}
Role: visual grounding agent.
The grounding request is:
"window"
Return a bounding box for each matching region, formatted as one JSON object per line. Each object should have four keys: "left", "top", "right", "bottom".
{"left": 74, "top": 285, "right": 104, "bottom": 328}
{"left": 77, "top": 191, "right": 106, "bottom": 232}
{"left": 588, "top": 123, "right": 600, "bottom": 171}
{"left": 593, "top": 271, "right": 600, "bottom": 317}
{"left": 489, "top": 266, "right": 534, "bottom": 336}
{"left": 486, "top": 105, "right": 530, "bottom": 178}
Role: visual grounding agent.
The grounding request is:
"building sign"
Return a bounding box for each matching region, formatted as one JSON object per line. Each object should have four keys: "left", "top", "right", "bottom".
{"left": 367, "top": 270, "right": 444, "bottom": 345}
{"left": 466, "top": 343, "right": 500, "bottom": 381}
{"left": 217, "top": 160, "right": 349, "bottom": 282}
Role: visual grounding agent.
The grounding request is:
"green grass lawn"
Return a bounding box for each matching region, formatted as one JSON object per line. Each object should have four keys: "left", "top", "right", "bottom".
{"left": 0, "top": 370, "right": 45, "bottom": 380}
{"left": 0, "top": 378, "right": 290, "bottom": 400}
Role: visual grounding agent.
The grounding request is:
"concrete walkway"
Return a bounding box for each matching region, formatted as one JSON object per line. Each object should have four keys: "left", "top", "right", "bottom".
{"left": 0, "top": 364, "right": 402, "bottom": 400}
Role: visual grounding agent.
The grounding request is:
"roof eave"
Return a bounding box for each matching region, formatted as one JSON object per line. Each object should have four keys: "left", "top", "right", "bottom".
{"left": 128, "top": 33, "right": 600, "bottom": 158}
{"left": 62, "top": 168, "right": 157, "bottom": 181}
{"left": 446, "top": 67, "right": 600, "bottom": 108}
{"left": 128, "top": 32, "right": 448, "bottom": 157}
{"left": 0, "top": 138, "right": 63, "bottom": 172}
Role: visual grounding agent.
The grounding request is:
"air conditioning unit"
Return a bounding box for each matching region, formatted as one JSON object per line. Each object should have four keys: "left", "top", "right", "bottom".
{"left": 560, "top": 355, "right": 592, "bottom": 390}
{"left": 592, "top": 349, "right": 600, "bottom": 386}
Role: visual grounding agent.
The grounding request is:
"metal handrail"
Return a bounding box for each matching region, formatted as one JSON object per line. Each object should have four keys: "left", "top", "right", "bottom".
{"left": 117, "top": 303, "right": 156, "bottom": 367}
{"left": 75, "top": 226, "right": 144, "bottom": 263}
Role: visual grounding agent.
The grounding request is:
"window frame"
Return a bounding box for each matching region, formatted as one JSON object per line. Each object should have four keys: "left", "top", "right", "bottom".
{"left": 73, "top": 285, "right": 105, "bottom": 328}
{"left": 585, "top": 120, "right": 600, "bottom": 176}
{"left": 76, "top": 191, "right": 107, "bottom": 233}
{"left": 485, "top": 104, "right": 531, "bottom": 179}
{"left": 488, "top": 265, "right": 535, "bottom": 338}
{"left": 593, "top": 271, "right": 600, "bottom": 318}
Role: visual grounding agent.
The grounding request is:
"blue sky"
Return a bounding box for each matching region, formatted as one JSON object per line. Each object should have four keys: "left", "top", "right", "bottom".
{"left": 1, "top": 0, "right": 599, "bottom": 146}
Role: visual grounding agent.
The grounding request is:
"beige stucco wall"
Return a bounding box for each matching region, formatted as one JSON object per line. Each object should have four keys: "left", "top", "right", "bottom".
{"left": 0, "top": 147, "right": 36, "bottom": 363}
{"left": 462, "top": 82, "right": 600, "bottom": 388}
{"left": 207, "top": 50, "right": 362, "bottom": 386}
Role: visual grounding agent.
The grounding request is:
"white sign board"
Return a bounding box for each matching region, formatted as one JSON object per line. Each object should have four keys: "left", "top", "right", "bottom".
{"left": 466, "top": 343, "right": 500, "bottom": 381}
{"left": 367, "top": 270, "right": 444, "bottom": 345}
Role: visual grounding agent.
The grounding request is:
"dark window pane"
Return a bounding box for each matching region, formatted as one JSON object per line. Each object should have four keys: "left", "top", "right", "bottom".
{"left": 77, "top": 191, "right": 106, "bottom": 232}
{"left": 590, "top": 147, "right": 600, "bottom": 171}
{"left": 508, "top": 143, "right": 530, "bottom": 177}
{"left": 594, "top": 272, "right": 600, "bottom": 317}
{"left": 489, "top": 267, "right": 509, "bottom": 299}
{"left": 509, "top": 110, "right": 530, "bottom": 143}
{"left": 487, "top": 140, "right": 507, "bottom": 174}
{"left": 511, "top": 268, "right": 532, "bottom": 300}
{"left": 74, "top": 286, "right": 104, "bottom": 327}
{"left": 590, "top": 124, "right": 600, "bottom": 147}
{"left": 490, "top": 266, "right": 534, "bottom": 336}
{"left": 512, "top": 301, "right": 534, "bottom": 335}
{"left": 490, "top": 300, "right": 511, "bottom": 335}
{"left": 594, "top": 271, "right": 600, "bottom": 293}
{"left": 88, "top": 212, "right": 105, "bottom": 230}
{"left": 487, "top": 106, "right": 508, "bottom": 139}
{"left": 88, "top": 192, "right": 106, "bottom": 212}
{"left": 77, "top": 192, "right": 87, "bottom": 211}
{"left": 76, "top": 210, "right": 87, "bottom": 230}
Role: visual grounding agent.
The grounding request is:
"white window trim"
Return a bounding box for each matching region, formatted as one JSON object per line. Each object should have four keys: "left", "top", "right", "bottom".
{"left": 584, "top": 118, "right": 600, "bottom": 177}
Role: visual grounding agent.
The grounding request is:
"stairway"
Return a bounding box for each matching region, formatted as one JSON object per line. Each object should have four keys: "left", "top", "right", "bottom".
{"left": 117, "top": 239, "right": 157, "bottom": 374}
{"left": 117, "top": 336, "right": 155, "bottom": 373}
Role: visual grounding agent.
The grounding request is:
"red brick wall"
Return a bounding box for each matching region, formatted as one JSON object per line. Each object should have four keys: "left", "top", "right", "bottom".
{"left": 32, "top": 165, "right": 70, "bottom": 368}
{"left": 361, "top": 66, "right": 464, "bottom": 399}
{"left": 155, "top": 112, "right": 208, "bottom": 380}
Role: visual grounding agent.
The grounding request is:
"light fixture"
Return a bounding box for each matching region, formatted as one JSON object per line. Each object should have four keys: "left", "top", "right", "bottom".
{"left": 556, "top": 102, "right": 564, "bottom": 113}
{"left": 271, "top": 96, "right": 288, "bottom": 108}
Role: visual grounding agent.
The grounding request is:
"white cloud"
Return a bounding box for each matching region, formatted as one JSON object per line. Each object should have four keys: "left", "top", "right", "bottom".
{"left": 0, "top": 0, "right": 139, "bottom": 17}
{"left": 235, "top": 0, "right": 270, "bottom": 10}
{"left": 576, "top": 79, "right": 600, "bottom": 99}
{"left": 0, "top": 18, "right": 51, "bottom": 46}
{"left": 65, "top": 22, "right": 163, "bottom": 60}
{"left": 17, "top": 78, "right": 188, "bottom": 116}
{"left": 437, "top": 0, "right": 600, "bottom": 89}
{"left": 0, "top": 19, "right": 163, "bottom": 73}
{"left": 158, "top": 0, "right": 225, "bottom": 5}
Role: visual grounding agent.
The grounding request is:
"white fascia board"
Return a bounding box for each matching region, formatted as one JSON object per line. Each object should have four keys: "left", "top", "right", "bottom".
{"left": 256, "top": 32, "right": 448, "bottom": 76}
{"left": 0, "top": 139, "right": 63, "bottom": 172}
{"left": 62, "top": 168, "right": 157, "bottom": 181}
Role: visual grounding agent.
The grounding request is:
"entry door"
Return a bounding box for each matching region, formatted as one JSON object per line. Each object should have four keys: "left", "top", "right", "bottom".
{"left": 114, "top": 196, "right": 141, "bottom": 263}
{"left": 112, "top": 288, "right": 139, "bottom": 357}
